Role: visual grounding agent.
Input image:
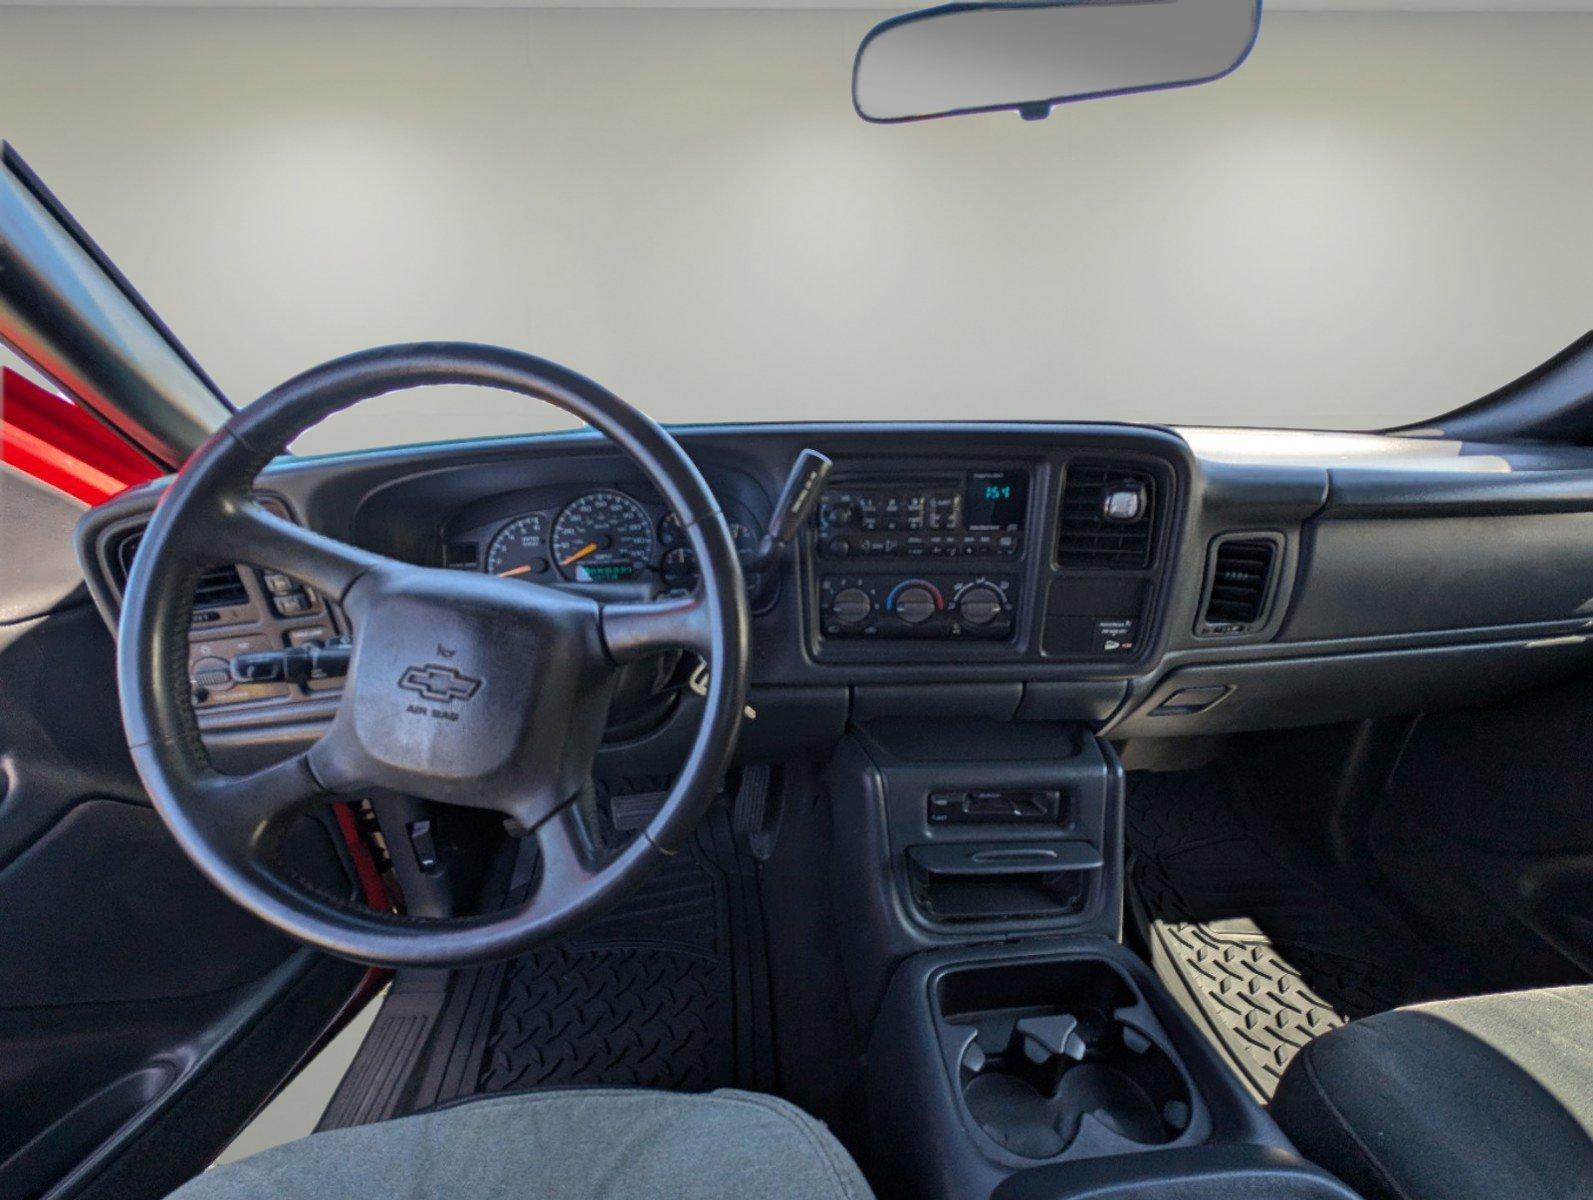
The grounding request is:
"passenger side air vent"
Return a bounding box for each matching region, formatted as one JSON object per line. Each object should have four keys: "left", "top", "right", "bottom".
{"left": 114, "top": 531, "right": 250, "bottom": 610}
{"left": 1197, "top": 534, "right": 1282, "bottom": 636}
{"left": 1057, "top": 462, "right": 1157, "bottom": 569}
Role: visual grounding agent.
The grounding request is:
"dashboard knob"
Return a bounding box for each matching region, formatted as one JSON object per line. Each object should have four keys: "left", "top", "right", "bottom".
{"left": 830, "top": 587, "right": 873, "bottom": 625}
{"left": 821, "top": 501, "right": 855, "bottom": 528}
{"left": 891, "top": 583, "right": 941, "bottom": 625}
{"left": 956, "top": 584, "right": 1003, "bottom": 626}
{"left": 825, "top": 537, "right": 852, "bottom": 558}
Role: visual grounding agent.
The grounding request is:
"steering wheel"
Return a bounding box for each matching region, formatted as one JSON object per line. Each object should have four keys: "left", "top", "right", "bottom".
{"left": 117, "top": 343, "right": 750, "bottom": 968}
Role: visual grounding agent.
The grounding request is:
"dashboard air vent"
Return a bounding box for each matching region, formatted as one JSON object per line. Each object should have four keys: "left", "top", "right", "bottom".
{"left": 1057, "top": 462, "right": 1157, "bottom": 569}
{"left": 115, "top": 531, "right": 250, "bottom": 610}
{"left": 1198, "top": 535, "right": 1280, "bottom": 635}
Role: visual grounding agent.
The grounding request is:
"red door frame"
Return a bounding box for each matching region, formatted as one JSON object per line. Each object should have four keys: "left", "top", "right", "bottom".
{"left": 2, "top": 366, "right": 163, "bottom": 503}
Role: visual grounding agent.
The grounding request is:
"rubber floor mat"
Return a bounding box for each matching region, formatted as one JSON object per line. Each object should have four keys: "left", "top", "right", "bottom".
{"left": 475, "top": 797, "right": 772, "bottom": 1096}
{"left": 1125, "top": 769, "right": 1442, "bottom": 1099}
{"left": 317, "top": 787, "right": 775, "bottom": 1130}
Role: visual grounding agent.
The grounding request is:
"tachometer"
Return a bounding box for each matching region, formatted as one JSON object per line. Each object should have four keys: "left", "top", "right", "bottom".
{"left": 484, "top": 514, "right": 550, "bottom": 579}
{"left": 552, "top": 490, "right": 655, "bottom": 582}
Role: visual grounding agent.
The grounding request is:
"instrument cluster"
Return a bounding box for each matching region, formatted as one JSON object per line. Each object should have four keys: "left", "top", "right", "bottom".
{"left": 447, "top": 487, "right": 762, "bottom": 594}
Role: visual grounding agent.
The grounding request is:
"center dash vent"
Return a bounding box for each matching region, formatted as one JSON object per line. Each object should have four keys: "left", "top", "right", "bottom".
{"left": 1057, "top": 462, "right": 1157, "bottom": 569}
{"left": 114, "top": 531, "right": 250, "bottom": 610}
{"left": 1198, "top": 534, "right": 1282, "bottom": 635}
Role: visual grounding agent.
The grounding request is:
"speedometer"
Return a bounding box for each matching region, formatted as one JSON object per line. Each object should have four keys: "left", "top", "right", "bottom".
{"left": 551, "top": 490, "right": 655, "bottom": 582}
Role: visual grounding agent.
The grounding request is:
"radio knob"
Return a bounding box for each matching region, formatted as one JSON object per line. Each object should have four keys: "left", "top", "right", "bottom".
{"left": 825, "top": 537, "right": 852, "bottom": 558}
{"left": 820, "top": 501, "right": 855, "bottom": 528}
{"left": 957, "top": 584, "right": 1003, "bottom": 626}
{"left": 830, "top": 587, "right": 872, "bottom": 625}
{"left": 891, "top": 582, "right": 941, "bottom": 625}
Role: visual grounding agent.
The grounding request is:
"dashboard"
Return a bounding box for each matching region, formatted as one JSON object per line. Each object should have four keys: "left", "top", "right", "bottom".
{"left": 77, "top": 421, "right": 1593, "bottom": 768}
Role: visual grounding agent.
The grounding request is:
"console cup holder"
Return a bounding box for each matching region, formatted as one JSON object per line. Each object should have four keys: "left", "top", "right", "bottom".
{"left": 937, "top": 960, "right": 1196, "bottom": 1161}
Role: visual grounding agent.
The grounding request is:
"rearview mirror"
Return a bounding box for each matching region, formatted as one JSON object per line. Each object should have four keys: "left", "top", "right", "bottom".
{"left": 853, "top": 0, "right": 1262, "bottom": 124}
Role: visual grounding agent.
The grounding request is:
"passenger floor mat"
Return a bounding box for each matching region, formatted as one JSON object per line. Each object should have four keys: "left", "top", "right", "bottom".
{"left": 1125, "top": 769, "right": 1447, "bottom": 1099}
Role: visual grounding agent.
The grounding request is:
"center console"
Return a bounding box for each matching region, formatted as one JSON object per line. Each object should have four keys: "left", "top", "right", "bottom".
{"left": 865, "top": 939, "right": 1361, "bottom": 1200}
{"left": 826, "top": 720, "right": 1362, "bottom": 1200}
{"left": 825, "top": 719, "right": 1125, "bottom": 1021}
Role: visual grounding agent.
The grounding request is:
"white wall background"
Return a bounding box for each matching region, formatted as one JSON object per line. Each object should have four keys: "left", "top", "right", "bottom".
{"left": 1, "top": 6, "right": 1590, "bottom": 452}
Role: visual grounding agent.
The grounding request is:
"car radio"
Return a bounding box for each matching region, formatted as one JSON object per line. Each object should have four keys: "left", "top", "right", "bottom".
{"left": 815, "top": 468, "right": 1028, "bottom": 561}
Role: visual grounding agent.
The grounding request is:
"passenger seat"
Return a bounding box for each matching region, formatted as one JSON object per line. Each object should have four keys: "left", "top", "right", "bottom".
{"left": 1271, "top": 985, "right": 1592, "bottom": 1200}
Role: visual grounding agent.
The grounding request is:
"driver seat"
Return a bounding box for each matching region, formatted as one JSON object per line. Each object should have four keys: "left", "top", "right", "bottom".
{"left": 167, "top": 1087, "right": 874, "bottom": 1200}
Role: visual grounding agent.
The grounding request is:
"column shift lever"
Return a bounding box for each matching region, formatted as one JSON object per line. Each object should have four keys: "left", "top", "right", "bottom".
{"left": 742, "top": 448, "right": 833, "bottom": 572}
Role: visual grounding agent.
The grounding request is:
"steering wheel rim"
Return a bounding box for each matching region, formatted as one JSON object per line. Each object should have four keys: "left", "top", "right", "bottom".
{"left": 118, "top": 343, "right": 750, "bottom": 968}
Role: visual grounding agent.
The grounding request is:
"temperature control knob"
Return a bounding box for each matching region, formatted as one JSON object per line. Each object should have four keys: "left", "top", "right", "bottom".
{"left": 890, "top": 582, "right": 942, "bottom": 625}
{"left": 956, "top": 584, "right": 1004, "bottom": 626}
{"left": 830, "top": 587, "right": 873, "bottom": 625}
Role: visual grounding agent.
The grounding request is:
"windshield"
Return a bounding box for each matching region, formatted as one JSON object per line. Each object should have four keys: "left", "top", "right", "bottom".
{"left": 4, "top": 8, "right": 1587, "bottom": 456}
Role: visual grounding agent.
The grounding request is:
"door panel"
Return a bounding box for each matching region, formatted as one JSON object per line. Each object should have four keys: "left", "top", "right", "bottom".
{"left": 0, "top": 800, "right": 298, "bottom": 1006}
{"left": 0, "top": 465, "right": 364, "bottom": 1200}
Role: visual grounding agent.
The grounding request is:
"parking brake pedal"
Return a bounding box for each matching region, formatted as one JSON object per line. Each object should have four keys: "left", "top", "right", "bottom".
{"left": 733, "top": 763, "right": 788, "bottom": 862}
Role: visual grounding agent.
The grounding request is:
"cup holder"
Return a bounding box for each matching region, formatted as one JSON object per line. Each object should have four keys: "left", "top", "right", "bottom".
{"left": 938, "top": 960, "right": 1196, "bottom": 1161}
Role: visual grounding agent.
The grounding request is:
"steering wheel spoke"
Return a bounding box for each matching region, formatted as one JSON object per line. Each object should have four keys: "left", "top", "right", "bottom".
{"left": 530, "top": 801, "right": 607, "bottom": 900}
{"left": 192, "top": 744, "right": 332, "bottom": 854}
{"left": 600, "top": 593, "right": 714, "bottom": 662}
{"left": 222, "top": 499, "right": 388, "bottom": 610}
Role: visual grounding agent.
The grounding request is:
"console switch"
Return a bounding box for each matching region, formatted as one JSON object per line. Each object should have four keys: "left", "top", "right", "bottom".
{"left": 928, "top": 788, "right": 1065, "bottom": 826}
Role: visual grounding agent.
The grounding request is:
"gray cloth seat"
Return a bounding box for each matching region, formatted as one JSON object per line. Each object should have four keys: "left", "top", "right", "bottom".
{"left": 1271, "top": 985, "right": 1593, "bottom": 1200}
{"left": 168, "top": 1087, "right": 874, "bottom": 1200}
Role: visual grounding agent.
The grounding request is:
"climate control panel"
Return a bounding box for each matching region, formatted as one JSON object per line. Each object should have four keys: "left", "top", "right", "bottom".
{"left": 819, "top": 574, "right": 1016, "bottom": 639}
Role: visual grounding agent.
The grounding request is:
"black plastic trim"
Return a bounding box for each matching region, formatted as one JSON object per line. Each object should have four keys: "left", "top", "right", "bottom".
{"left": 1390, "top": 329, "right": 1593, "bottom": 443}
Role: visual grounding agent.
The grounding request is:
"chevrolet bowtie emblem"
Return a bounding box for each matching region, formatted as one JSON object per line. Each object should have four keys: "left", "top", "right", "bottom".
{"left": 398, "top": 663, "right": 482, "bottom": 704}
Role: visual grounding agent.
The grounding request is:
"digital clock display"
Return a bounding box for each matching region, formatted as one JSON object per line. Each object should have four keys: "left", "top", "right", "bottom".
{"left": 964, "top": 470, "right": 1027, "bottom": 530}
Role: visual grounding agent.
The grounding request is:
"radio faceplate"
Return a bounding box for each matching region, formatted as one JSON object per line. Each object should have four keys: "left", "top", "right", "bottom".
{"left": 817, "top": 469, "right": 1028, "bottom": 562}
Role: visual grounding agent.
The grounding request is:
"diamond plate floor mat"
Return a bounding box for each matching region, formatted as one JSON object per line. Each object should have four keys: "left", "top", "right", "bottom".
{"left": 473, "top": 794, "right": 772, "bottom": 1096}
{"left": 1125, "top": 768, "right": 1446, "bottom": 1099}
{"left": 478, "top": 864, "right": 735, "bottom": 1092}
{"left": 319, "top": 789, "right": 774, "bottom": 1130}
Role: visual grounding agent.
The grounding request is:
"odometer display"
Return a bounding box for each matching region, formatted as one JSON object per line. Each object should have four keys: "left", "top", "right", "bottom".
{"left": 552, "top": 490, "right": 655, "bottom": 582}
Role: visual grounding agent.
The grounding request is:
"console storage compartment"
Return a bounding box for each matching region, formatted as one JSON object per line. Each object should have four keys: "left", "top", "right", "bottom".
{"left": 907, "top": 842, "right": 1101, "bottom": 923}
